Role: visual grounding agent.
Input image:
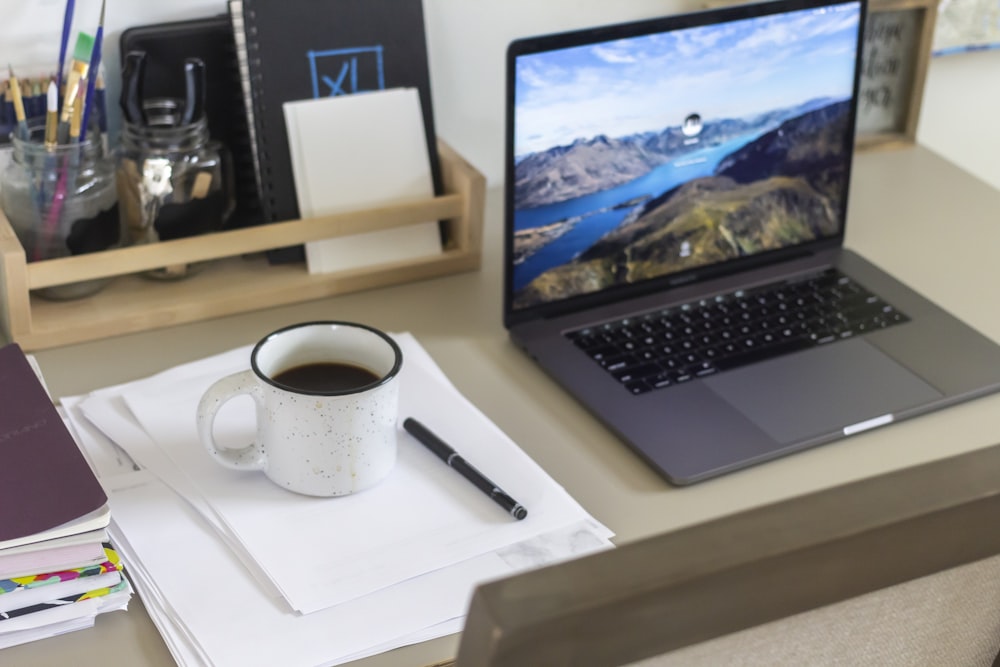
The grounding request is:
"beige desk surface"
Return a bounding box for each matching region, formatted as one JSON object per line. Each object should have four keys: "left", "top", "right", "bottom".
{"left": 7, "top": 145, "right": 1000, "bottom": 667}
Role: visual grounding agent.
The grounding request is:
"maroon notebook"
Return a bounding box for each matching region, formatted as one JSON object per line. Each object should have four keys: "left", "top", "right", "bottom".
{"left": 0, "top": 343, "right": 108, "bottom": 548}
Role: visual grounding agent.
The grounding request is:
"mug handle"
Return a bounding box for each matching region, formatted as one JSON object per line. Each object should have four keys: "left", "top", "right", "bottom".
{"left": 196, "top": 370, "right": 267, "bottom": 471}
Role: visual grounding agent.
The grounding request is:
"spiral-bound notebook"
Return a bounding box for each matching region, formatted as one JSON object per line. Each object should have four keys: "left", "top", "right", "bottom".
{"left": 229, "top": 0, "right": 443, "bottom": 263}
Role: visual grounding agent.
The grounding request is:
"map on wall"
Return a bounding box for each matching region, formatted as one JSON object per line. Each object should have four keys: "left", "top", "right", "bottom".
{"left": 933, "top": 0, "right": 1000, "bottom": 54}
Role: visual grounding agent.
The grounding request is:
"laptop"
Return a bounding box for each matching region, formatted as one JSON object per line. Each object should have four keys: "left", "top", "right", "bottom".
{"left": 502, "top": 0, "right": 1000, "bottom": 485}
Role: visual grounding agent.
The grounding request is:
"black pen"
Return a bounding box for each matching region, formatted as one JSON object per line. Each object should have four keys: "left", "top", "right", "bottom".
{"left": 403, "top": 417, "right": 528, "bottom": 520}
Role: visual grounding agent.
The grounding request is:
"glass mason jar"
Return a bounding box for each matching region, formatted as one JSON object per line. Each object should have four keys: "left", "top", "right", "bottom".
{"left": 116, "top": 98, "right": 235, "bottom": 280}
{"left": 1, "top": 123, "right": 121, "bottom": 300}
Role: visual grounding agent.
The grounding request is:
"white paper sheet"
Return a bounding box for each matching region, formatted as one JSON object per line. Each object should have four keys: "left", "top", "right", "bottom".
{"left": 96, "top": 333, "right": 596, "bottom": 614}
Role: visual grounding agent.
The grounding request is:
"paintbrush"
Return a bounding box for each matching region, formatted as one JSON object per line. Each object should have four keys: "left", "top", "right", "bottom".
{"left": 41, "top": 80, "right": 59, "bottom": 209}
{"left": 70, "top": 88, "right": 84, "bottom": 145}
{"left": 9, "top": 65, "right": 41, "bottom": 215}
{"left": 7, "top": 65, "right": 29, "bottom": 141}
{"left": 35, "top": 82, "right": 71, "bottom": 261}
{"left": 55, "top": 0, "right": 76, "bottom": 113}
{"left": 57, "top": 31, "right": 94, "bottom": 144}
{"left": 38, "top": 93, "right": 85, "bottom": 261}
{"left": 35, "top": 95, "right": 85, "bottom": 261}
{"left": 95, "top": 72, "right": 107, "bottom": 136}
{"left": 79, "top": 0, "right": 105, "bottom": 143}
{"left": 44, "top": 80, "right": 59, "bottom": 150}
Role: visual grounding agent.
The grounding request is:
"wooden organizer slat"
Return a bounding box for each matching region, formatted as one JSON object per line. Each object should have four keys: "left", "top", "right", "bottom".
{"left": 0, "top": 141, "right": 485, "bottom": 350}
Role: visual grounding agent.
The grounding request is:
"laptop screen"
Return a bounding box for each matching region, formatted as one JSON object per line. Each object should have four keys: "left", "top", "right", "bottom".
{"left": 505, "top": 0, "right": 865, "bottom": 321}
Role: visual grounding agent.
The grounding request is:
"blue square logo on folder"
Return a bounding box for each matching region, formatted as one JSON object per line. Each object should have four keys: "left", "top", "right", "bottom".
{"left": 307, "top": 46, "right": 385, "bottom": 98}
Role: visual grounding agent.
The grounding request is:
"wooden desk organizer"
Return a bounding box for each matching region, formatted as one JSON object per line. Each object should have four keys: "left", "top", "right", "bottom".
{"left": 0, "top": 141, "right": 485, "bottom": 351}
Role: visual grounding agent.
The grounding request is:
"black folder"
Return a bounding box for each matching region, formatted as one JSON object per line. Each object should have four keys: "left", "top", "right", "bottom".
{"left": 231, "top": 0, "right": 443, "bottom": 235}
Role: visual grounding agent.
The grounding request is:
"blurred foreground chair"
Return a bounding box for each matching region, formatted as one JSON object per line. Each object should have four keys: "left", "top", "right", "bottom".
{"left": 450, "top": 443, "right": 1000, "bottom": 666}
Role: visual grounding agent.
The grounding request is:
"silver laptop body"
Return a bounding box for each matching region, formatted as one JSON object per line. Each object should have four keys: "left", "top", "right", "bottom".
{"left": 502, "top": 0, "right": 1000, "bottom": 484}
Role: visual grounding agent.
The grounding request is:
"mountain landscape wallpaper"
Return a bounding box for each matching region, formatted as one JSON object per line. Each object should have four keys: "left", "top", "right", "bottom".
{"left": 510, "top": 2, "right": 862, "bottom": 310}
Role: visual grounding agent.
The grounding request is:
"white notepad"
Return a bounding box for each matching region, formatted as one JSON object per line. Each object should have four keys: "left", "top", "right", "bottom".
{"left": 283, "top": 88, "right": 443, "bottom": 275}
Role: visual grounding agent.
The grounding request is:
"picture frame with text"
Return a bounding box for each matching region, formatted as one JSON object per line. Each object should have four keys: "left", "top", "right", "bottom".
{"left": 856, "top": 0, "right": 940, "bottom": 149}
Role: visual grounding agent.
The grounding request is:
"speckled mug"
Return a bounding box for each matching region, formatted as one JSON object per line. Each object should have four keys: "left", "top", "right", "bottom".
{"left": 196, "top": 321, "right": 403, "bottom": 496}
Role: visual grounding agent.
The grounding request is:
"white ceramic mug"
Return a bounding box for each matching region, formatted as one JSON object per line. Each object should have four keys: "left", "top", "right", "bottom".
{"left": 196, "top": 321, "right": 403, "bottom": 496}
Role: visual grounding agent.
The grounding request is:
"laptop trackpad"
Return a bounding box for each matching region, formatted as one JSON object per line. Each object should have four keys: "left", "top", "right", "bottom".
{"left": 703, "top": 338, "right": 943, "bottom": 444}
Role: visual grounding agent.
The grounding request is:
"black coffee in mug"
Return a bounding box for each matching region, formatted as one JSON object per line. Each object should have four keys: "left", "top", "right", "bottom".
{"left": 273, "top": 362, "right": 380, "bottom": 393}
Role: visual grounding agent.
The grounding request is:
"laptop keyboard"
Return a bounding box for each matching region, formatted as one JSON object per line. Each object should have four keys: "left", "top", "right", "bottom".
{"left": 566, "top": 268, "right": 910, "bottom": 395}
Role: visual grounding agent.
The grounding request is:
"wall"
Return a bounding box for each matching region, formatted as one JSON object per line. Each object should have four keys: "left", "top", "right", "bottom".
{"left": 0, "top": 0, "right": 698, "bottom": 184}
{"left": 423, "top": 0, "right": 700, "bottom": 183}
{"left": 3, "top": 0, "right": 226, "bottom": 78}
{"left": 917, "top": 48, "right": 1000, "bottom": 191}
{"left": 2, "top": 1, "right": 997, "bottom": 189}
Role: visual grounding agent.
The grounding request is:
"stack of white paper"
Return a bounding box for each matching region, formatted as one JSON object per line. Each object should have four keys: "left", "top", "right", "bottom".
{"left": 65, "top": 333, "right": 612, "bottom": 666}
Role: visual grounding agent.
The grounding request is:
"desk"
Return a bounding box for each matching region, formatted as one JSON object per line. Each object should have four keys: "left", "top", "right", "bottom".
{"left": 6, "top": 145, "right": 1000, "bottom": 667}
